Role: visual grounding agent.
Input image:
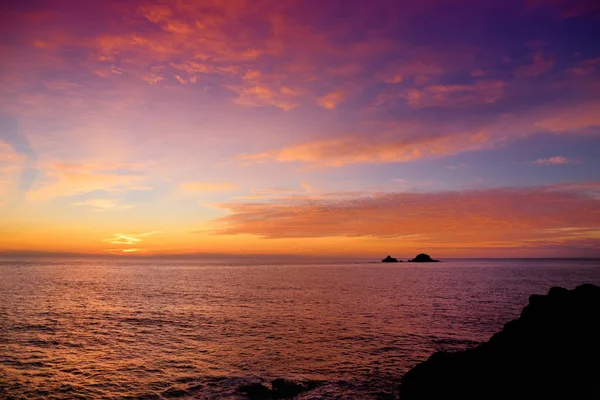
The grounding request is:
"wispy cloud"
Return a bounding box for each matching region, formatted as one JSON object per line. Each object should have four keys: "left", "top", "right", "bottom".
{"left": 376, "top": 60, "right": 445, "bottom": 85}
{"left": 181, "top": 182, "right": 237, "bottom": 192}
{"left": 317, "top": 90, "right": 346, "bottom": 109}
{"left": 0, "top": 115, "right": 38, "bottom": 193}
{"left": 515, "top": 50, "right": 555, "bottom": 77}
{"left": 105, "top": 247, "right": 145, "bottom": 255}
{"left": 401, "top": 80, "right": 506, "bottom": 108}
{"left": 238, "top": 95, "right": 600, "bottom": 168}
{"left": 534, "top": 101, "right": 600, "bottom": 133}
{"left": 569, "top": 56, "right": 600, "bottom": 75}
{"left": 531, "top": 156, "right": 573, "bottom": 166}
{"left": 525, "top": 0, "right": 600, "bottom": 19}
{"left": 238, "top": 131, "right": 492, "bottom": 167}
{"left": 103, "top": 231, "right": 165, "bottom": 245}
{"left": 232, "top": 186, "right": 317, "bottom": 200}
{"left": 301, "top": 182, "right": 313, "bottom": 193}
{"left": 27, "top": 161, "right": 153, "bottom": 200}
{"left": 0, "top": 140, "right": 25, "bottom": 200}
{"left": 72, "top": 198, "right": 135, "bottom": 211}
{"left": 122, "top": 248, "right": 142, "bottom": 253}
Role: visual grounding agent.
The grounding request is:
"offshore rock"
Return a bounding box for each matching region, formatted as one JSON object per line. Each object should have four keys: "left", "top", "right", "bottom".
{"left": 399, "top": 284, "right": 600, "bottom": 400}
{"left": 382, "top": 255, "right": 399, "bottom": 263}
{"left": 239, "top": 383, "right": 271, "bottom": 399}
{"left": 239, "top": 378, "right": 322, "bottom": 399}
{"left": 407, "top": 254, "right": 439, "bottom": 262}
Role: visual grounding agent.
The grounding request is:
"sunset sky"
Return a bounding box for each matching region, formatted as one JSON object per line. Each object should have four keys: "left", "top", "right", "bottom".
{"left": 1, "top": 0, "right": 600, "bottom": 257}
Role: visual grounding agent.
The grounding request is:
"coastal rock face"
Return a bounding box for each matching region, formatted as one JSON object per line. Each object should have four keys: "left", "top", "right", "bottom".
{"left": 408, "top": 253, "right": 439, "bottom": 262}
{"left": 399, "top": 284, "right": 600, "bottom": 400}
{"left": 382, "top": 255, "right": 399, "bottom": 263}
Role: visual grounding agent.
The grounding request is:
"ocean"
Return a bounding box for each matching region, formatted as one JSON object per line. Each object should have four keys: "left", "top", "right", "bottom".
{"left": 1, "top": 258, "right": 599, "bottom": 399}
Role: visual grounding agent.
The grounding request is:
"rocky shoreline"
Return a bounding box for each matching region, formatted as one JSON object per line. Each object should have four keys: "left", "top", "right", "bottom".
{"left": 399, "top": 283, "right": 600, "bottom": 399}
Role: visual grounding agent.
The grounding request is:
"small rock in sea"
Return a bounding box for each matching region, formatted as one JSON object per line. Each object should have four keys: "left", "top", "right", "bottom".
{"left": 239, "top": 382, "right": 271, "bottom": 399}
{"left": 382, "top": 255, "right": 399, "bottom": 263}
{"left": 239, "top": 379, "right": 322, "bottom": 399}
{"left": 271, "top": 378, "right": 307, "bottom": 398}
{"left": 399, "top": 283, "right": 600, "bottom": 400}
{"left": 407, "top": 253, "right": 439, "bottom": 262}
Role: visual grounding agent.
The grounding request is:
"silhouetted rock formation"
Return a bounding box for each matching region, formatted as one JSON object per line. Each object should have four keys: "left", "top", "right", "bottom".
{"left": 382, "top": 255, "right": 399, "bottom": 263}
{"left": 408, "top": 253, "right": 439, "bottom": 262}
{"left": 240, "top": 383, "right": 271, "bottom": 399}
{"left": 399, "top": 284, "right": 600, "bottom": 400}
{"left": 239, "top": 378, "right": 321, "bottom": 399}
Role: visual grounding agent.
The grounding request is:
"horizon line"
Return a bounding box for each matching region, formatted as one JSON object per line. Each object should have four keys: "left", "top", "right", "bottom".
{"left": 1, "top": 250, "right": 599, "bottom": 261}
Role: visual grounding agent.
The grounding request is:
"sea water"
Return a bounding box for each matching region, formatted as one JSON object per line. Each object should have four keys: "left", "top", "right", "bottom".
{"left": 1, "top": 258, "right": 599, "bottom": 399}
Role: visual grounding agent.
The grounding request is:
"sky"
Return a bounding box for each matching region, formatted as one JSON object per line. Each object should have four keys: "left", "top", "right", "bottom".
{"left": 1, "top": 0, "right": 600, "bottom": 258}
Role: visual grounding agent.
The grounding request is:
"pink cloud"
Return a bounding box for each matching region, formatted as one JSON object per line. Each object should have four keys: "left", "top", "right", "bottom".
{"left": 402, "top": 80, "right": 505, "bottom": 108}
{"left": 376, "top": 60, "right": 445, "bottom": 84}
{"left": 534, "top": 101, "right": 600, "bottom": 132}
{"left": 525, "top": 0, "right": 600, "bottom": 19}
{"left": 569, "top": 56, "right": 600, "bottom": 75}
{"left": 515, "top": 51, "right": 555, "bottom": 77}
{"left": 238, "top": 94, "right": 600, "bottom": 168}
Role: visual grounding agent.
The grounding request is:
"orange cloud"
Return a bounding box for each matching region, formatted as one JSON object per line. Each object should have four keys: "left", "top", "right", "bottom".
{"left": 210, "top": 184, "right": 600, "bottom": 253}
{"left": 227, "top": 84, "right": 300, "bottom": 111}
{"left": 301, "top": 182, "right": 313, "bottom": 193}
{"left": 317, "top": 90, "right": 346, "bottom": 109}
{"left": 231, "top": 186, "right": 316, "bottom": 200}
{"left": 27, "top": 161, "right": 153, "bottom": 200}
{"left": 239, "top": 131, "right": 491, "bottom": 167}
{"left": 224, "top": 68, "right": 307, "bottom": 110}
{"left": 72, "top": 198, "right": 135, "bottom": 211}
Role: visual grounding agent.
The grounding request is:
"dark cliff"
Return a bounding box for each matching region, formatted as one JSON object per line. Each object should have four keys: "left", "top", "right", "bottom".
{"left": 400, "top": 284, "right": 600, "bottom": 400}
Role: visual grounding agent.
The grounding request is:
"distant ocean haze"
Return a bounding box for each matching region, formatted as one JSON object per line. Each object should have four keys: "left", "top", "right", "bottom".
{"left": 1, "top": 258, "right": 599, "bottom": 398}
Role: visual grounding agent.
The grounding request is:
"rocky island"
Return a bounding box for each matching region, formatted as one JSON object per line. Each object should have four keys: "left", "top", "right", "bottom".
{"left": 399, "top": 283, "right": 600, "bottom": 399}
{"left": 381, "top": 255, "right": 400, "bottom": 263}
{"left": 408, "top": 253, "right": 440, "bottom": 262}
